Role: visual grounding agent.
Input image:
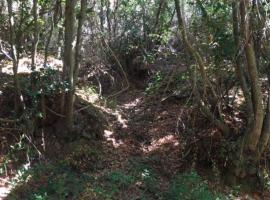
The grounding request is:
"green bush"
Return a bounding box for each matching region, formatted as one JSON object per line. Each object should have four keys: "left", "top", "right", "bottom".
{"left": 105, "top": 170, "right": 135, "bottom": 189}
{"left": 166, "top": 171, "right": 223, "bottom": 200}
{"left": 145, "top": 71, "right": 163, "bottom": 95}
{"left": 6, "top": 162, "right": 90, "bottom": 200}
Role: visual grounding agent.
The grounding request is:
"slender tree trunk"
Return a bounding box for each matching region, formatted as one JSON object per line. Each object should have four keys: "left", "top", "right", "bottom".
{"left": 232, "top": 1, "right": 253, "bottom": 125}
{"left": 63, "top": 0, "right": 77, "bottom": 132}
{"left": 153, "top": 0, "right": 164, "bottom": 33}
{"left": 141, "top": 0, "right": 148, "bottom": 49}
{"left": 100, "top": 0, "right": 105, "bottom": 33}
{"left": 44, "top": 12, "right": 54, "bottom": 66}
{"left": 74, "top": 0, "right": 87, "bottom": 85}
{"left": 225, "top": 0, "right": 270, "bottom": 179}
{"left": 258, "top": 94, "right": 270, "bottom": 156}
{"left": 7, "top": 0, "right": 24, "bottom": 113}
{"left": 175, "top": 0, "right": 209, "bottom": 96}
{"left": 106, "top": 0, "right": 111, "bottom": 41}
{"left": 174, "top": 0, "right": 230, "bottom": 136}
{"left": 55, "top": 0, "right": 63, "bottom": 60}
{"left": 112, "top": 0, "right": 119, "bottom": 39}
{"left": 57, "top": 27, "right": 63, "bottom": 59}
{"left": 240, "top": 0, "right": 264, "bottom": 151}
{"left": 31, "top": 0, "right": 39, "bottom": 70}
{"left": 43, "top": 0, "right": 62, "bottom": 66}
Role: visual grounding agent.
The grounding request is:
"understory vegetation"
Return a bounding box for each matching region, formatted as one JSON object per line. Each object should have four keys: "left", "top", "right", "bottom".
{"left": 1, "top": 0, "right": 270, "bottom": 199}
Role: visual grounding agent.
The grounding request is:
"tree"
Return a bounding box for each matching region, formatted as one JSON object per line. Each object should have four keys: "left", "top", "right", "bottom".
{"left": 31, "top": 0, "right": 39, "bottom": 70}
{"left": 175, "top": 0, "right": 270, "bottom": 178}
{"left": 63, "top": 0, "right": 87, "bottom": 133}
{"left": 74, "top": 0, "right": 87, "bottom": 85}
{"left": 174, "top": 0, "right": 230, "bottom": 136}
{"left": 6, "top": 0, "right": 25, "bottom": 113}
{"left": 238, "top": 0, "right": 270, "bottom": 166}
{"left": 63, "top": 0, "right": 77, "bottom": 132}
{"left": 44, "top": 0, "right": 62, "bottom": 66}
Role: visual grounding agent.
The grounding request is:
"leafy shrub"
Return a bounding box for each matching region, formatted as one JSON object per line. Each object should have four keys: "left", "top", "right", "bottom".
{"left": 105, "top": 170, "right": 135, "bottom": 189}
{"left": 80, "top": 170, "right": 136, "bottom": 199}
{"left": 166, "top": 171, "right": 222, "bottom": 200}
{"left": 145, "top": 71, "right": 163, "bottom": 95}
{"left": 6, "top": 162, "right": 91, "bottom": 200}
{"left": 78, "top": 185, "right": 108, "bottom": 200}
{"left": 65, "top": 144, "right": 101, "bottom": 172}
{"left": 128, "top": 159, "right": 161, "bottom": 199}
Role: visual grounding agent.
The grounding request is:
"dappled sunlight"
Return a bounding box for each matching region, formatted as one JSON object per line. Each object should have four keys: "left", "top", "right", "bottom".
{"left": 121, "top": 97, "right": 142, "bottom": 109}
{"left": 96, "top": 105, "right": 129, "bottom": 129}
{"left": 1, "top": 55, "right": 62, "bottom": 75}
{"left": 76, "top": 86, "right": 99, "bottom": 103}
{"left": 2, "top": 0, "right": 270, "bottom": 197}
{"left": 228, "top": 88, "right": 245, "bottom": 108}
{"left": 104, "top": 130, "right": 124, "bottom": 148}
{"left": 0, "top": 182, "right": 12, "bottom": 199}
{"left": 114, "top": 110, "right": 128, "bottom": 128}
{"left": 0, "top": 161, "right": 32, "bottom": 199}
{"left": 142, "top": 135, "right": 179, "bottom": 153}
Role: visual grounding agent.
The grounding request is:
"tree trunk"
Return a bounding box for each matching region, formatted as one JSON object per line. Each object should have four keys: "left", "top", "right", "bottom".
{"left": 44, "top": 12, "right": 54, "bottom": 67}
{"left": 106, "top": 0, "right": 111, "bottom": 41}
{"left": 112, "top": 0, "right": 119, "bottom": 39}
{"left": 63, "top": 0, "right": 77, "bottom": 132}
{"left": 74, "top": 0, "right": 87, "bottom": 85}
{"left": 153, "top": 0, "right": 165, "bottom": 33}
{"left": 174, "top": 0, "right": 230, "bottom": 136}
{"left": 100, "top": 0, "right": 105, "bottom": 33}
{"left": 226, "top": 0, "right": 270, "bottom": 180}
{"left": 258, "top": 94, "right": 270, "bottom": 156}
{"left": 239, "top": 0, "right": 264, "bottom": 151}
{"left": 31, "top": 0, "right": 39, "bottom": 70}
{"left": 7, "top": 0, "right": 25, "bottom": 113}
{"left": 232, "top": 1, "right": 253, "bottom": 126}
{"left": 57, "top": 27, "right": 63, "bottom": 59}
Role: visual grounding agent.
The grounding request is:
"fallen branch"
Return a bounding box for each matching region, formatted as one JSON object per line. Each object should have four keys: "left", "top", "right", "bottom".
{"left": 0, "top": 40, "right": 13, "bottom": 61}
{"left": 0, "top": 118, "right": 18, "bottom": 123}
{"left": 24, "top": 134, "right": 43, "bottom": 159}
{"left": 45, "top": 106, "right": 66, "bottom": 118}
{"left": 0, "top": 127, "right": 20, "bottom": 131}
{"left": 75, "top": 105, "right": 91, "bottom": 113}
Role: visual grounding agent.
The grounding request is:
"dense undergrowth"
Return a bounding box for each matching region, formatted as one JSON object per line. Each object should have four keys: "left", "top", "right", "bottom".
{"left": 2, "top": 0, "right": 270, "bottom": 199}
{"left": 0, "top": 69, "right": 266, "bottom": 200}
{"left": 5, "top": 152, "right": 227, "bottom": 200}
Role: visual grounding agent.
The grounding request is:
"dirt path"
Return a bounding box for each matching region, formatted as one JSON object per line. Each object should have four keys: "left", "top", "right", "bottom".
{"left": 1, "top": 86, "right": 266, "bottom": 199}
{"left": 104, "top": 89, "right": 183, "bottom": 176}
{"left": 0, "top": 87, "right": 185, "bottom": 199}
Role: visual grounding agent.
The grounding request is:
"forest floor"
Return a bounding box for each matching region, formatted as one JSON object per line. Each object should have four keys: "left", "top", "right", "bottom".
{"left": 0, "top": 70, "right": 268, "bottom": 199}
{"left": 0, "top": 85, "right": 187, "bottom": 200}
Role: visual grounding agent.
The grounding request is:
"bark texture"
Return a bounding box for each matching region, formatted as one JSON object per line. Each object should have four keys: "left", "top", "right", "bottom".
{"left": 63, "top": 0, "right": 77, "bottom": 132}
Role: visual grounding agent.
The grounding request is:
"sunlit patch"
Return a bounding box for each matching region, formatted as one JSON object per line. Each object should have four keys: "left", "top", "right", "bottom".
{"left": 97, "top": 106, "right": 128, "bottom": 128}
{"left": 228, "top": 88, "right": 245, "bottom": 107}
{"left": 122, "top": 97, "right": 142, "bottom": 109}
{"left": 1, "top": 55, "right": 62, "bottom": 75}
{"left": 115, "top": 111, "right": 128, "bottom": 128}
{"left": 104, "top": 130, "right": 124, "bottom": 148}
{"left": 142, "top": 135, "right": 179, "bottom": 153}
{"left": 104, "top": 130, "right": 113, "bottom": 138}
{"left": 148, "top": 127, "right": 160, "bottom": 135}
{"left": 0, "top": 162, "right": 31, "bottom": 199}
{"left": 76, "top": 86, "right": 99, "bottom": 103}
{"left": 234, "top": 116, "right": 242, "bottom": 122}
{"left": 0, "top": 183, "right": 12, "bottom": 199}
